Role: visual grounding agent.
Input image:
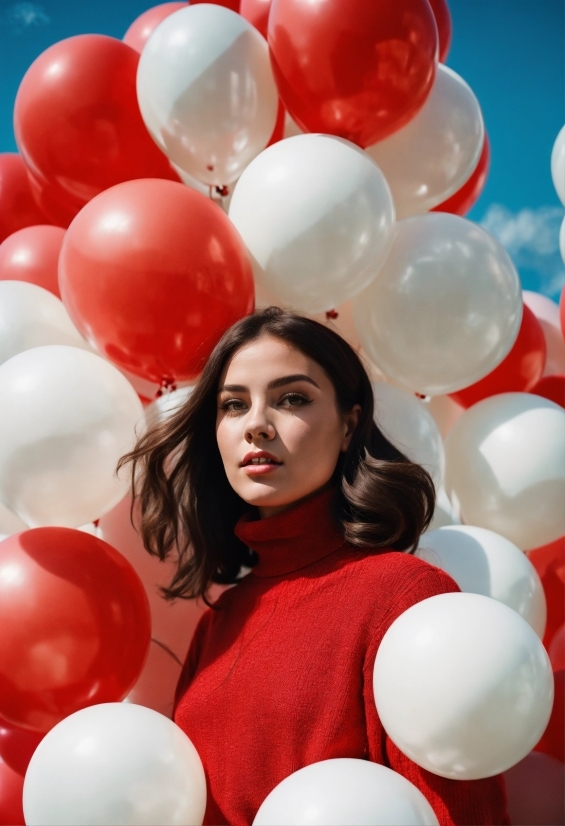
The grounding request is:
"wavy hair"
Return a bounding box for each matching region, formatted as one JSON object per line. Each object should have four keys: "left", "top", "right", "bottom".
{"left": 118, "top": 307, "right": 435, "bottom": 603}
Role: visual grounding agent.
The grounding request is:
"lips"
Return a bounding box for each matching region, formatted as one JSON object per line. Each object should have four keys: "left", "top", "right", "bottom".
{"left": 241, "top": 451, "right": 282, "bottom": 467}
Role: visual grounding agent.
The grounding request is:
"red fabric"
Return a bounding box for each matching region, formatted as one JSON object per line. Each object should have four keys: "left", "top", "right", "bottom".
{"left": 174, "top": 488, "right": 509, "bottom": 825}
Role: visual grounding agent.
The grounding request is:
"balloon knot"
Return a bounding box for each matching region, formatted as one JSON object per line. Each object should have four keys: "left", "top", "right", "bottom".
{"left": 326, "top": 309, "right": 339, "bottom": 320}
{"left": 215, "top": 185, "right": 229, "bottom": 197}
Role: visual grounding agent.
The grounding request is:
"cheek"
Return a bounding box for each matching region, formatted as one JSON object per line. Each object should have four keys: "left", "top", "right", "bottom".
{"left": 282, "top": 408, "right": 344, "bottom": 464}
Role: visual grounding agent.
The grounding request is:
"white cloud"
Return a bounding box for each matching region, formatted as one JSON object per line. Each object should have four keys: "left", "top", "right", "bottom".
{"left": 479, "top": 203, "right": 565, "bottom": 299}
{"left": 6, "top": 2, "right": 50, "bottom": 28}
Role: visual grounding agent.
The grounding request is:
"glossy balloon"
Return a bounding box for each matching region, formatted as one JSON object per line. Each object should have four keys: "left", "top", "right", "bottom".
{"left": 59, "top": 179, "right": 254, "bottom": 384}
{"left": 229, "top": 134, "right": 395, "bottom": 313}
{"left": 268, "top": 0, "right": 438, "bottom": 147}
{"left": 23, "top": 703, "right": 206, "bottom": 826}
{"left": 123, "top": 2, "right": 187, "bottom": 51}
{"left": 504, "top": 751, "right": 565, "bottom": 826}
{"left": 374, "top": 592, "right": 554, "bottom": 779}
{"left": 523, "top": 290, "right": 565, "bottom": 375}
{"left": 125, "top": 641, "right": 182, "bottom": 719}
{"left": 14, "top": 35, "right": 178, "bottom": 213}
{"left": 450, "top": 304, "right": 546, "bottom": 407}
{"left": 427, "top": 395, "right": 464, "bottom": 440}
{"left": 240, "top": 0, "right": 270, "bottom": 38}
{"left": 0, "top": 529, "right": 150, "bottom": 732}
{"left": 529, "top": 374, "right": 565, "bottom": 408}
{"left": 0, "top": 505, "right": 26, "bottom": 538}
{"left": 253, "top": 758, "right": 439, "bottom": 826}
{"left": 527, "top": 537, "right": 565, "bottom": 650}
{"left": 424, "top": 487, "right": 460, "bottom": 533}
{"left": 354, "top": 213, "right": 522, "bottom": 395}
{"left": 534, "top": 669, "right": 564, "bottom": 764}
{"left": 0, "top": 154, "right": 48, "bottom": 243}
{"left": 548, "top": 625, "right": 565, "bottom": 671}
{"left": 0, "top": 758, "right": 25, "bottom": 826}
{"left": 366, "top": 65, "right": 484, "bottom": 218}
{"left": 0, "top": 345, "right": 144, "bottom": 528}
{"left": 137, "top": 4, "right": 278, "bottom": 187}
{"left": 26, "top": 173, "right": 80, "bottom": 229}
{"left": 417, "top": 526, "right": 547, "bottom": 637}
{"left": 432, "top": 134, "right": 490, "bottom": 216}
{"left": 0, "top": 718, "right": 43, "bottom": 776}
{"left": 445, "top": 394, "right": 565, "bottom": 551}
{"left": 428, "top": 0, "right": 452, "bottom": 63}
{"left": 0, "top": 226, "right": 65, "bottom": 296}
{"left": 551, "top": 125, "right": 565, "bottom": 206}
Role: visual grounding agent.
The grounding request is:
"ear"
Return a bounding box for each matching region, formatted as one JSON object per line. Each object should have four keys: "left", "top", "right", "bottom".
{"left": 340, "top": 404, "right": 362, "bottom": 452}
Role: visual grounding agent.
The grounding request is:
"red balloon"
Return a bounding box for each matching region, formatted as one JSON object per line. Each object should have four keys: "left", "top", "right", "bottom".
{"left": 428, "top": 0, "right": 452, "bottom": 63}
{"left": 549, "top": 625, "right": 565, "bottom": 671}
{"left": 560, "top": 286, "right": 565, "bottom": 341}
{"left": 504, "top": 751, "right": 565, "bottom": 825}
{"left": 123, "top": 2, "right": 188, "bottom": 52}
{"left": 0, "top": 225, "right": 65, "bottom": 297}
{"left": 267, "top": 100, "right": 286, "bottom": 147}
{"left": 0, "top": 154, "right": 49, "bottom": 243}
{"left": 0, "top": 759, "right": 24, "bottom": 826}
{"left": 268, "top": 0, "right": 438, "bottom": 148}
{"left": 0, "top": 718, "right": 43, "bottom": 777}
{"left": 59, "top": 179, "right": 254, "bottom": 384}
{"left": 530, "top": 374, "right": 565, "bottom": 408}
{"left": 240, "top": 0, "right": 271, "bottom": 38}
{"left": 0, "top": 528, "right": 151, "bottom": 733}
{"left": 26, "top": 173, "right": 80, "bottom": 229}
{"left": 534, "top": 670, "right": 564, "bottom": 764}
{"left": 432, "top": 134, "right": 490, "bottom": 217}
{"left": 450, "top": 304, "right": 546, "bottom": 408}
{"left": 14, "top": 35, "right": 179, "bottom": 213}
{"left": 191, "top": 0, "right": 240, "bottom": 9}
{"left": 527, "top": 536, "right": 565, "bottom": 651}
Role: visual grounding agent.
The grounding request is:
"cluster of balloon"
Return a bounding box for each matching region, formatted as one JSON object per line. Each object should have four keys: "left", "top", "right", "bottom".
{"left": 0, "top": 0, "right": 564, "bottom": 823}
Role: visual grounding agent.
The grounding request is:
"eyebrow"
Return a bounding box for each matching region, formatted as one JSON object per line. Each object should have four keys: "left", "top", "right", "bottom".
{"left": 218, "top": 373, "right": 320, "bottom": 394}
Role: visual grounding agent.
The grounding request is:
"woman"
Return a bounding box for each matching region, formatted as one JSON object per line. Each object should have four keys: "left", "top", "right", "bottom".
{"left": 121, "top": 307, "right": 508, "bottom": 826}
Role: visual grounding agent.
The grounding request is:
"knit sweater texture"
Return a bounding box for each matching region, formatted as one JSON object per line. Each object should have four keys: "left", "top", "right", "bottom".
{"left": 174, "top": 487, "right": 509, "bottom": 826}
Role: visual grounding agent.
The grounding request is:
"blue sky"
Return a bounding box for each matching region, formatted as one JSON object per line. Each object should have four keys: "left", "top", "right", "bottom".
{"left": 1, "top": 0, "right": 563, "bottom": 297}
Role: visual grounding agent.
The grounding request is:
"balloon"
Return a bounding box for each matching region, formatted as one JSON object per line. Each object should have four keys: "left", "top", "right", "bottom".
{"left": 26, "top": 173, "right": 80, "bottom": 229}
{"left": 527, "top": 537, "right": 565, "bottom": 649}
{"left": 191, "top": 0, "right": 240, "bottom": 8}
{"left": 0, "top": 226, "right": 64, "bottom": 297}
{"left": 144, "top": 386, "right": 194, "bottom": 429}
{"left": 0, "top": 718, "right": 43, "bottom": 776}
{"left": 59, "top": 179, "right": 254, "bottom": 384}
{"left": 353, "top": 213, "right": 522, "bottom": 395}
{"left": 125, "top": 641, "right": 182, "bottom": 719}
{"left": 0, "top": 758, "right": 25, "bottom": 826}
{"left": 229, "top": 134, "right": 395, "bottom": 313}
{"left": 0, "top": 529, "right": 150, "bottom": 732}
{"left": 426, "top": 395, "right": 464, "bottom": 440}
{"left": 137, "top": 4, "right": 278, "bottom": 187}
{"left": 372, "top": 382, "right": 445, "bottom": 487}
{"left": 450, "top": 304, "right": 546, "bottom": 408}
{"left": 373, "top": 592, "right": 554, "bottom": 779}
{"left": 523, "top": 290, "right": 565, "bottom": 375}
{"left": 417, "top": 526, "right": 547, "bottom": 637}
{"left": 268, "top": 0, "right": 438, "bottom": 148}
{"left": 445, "top": 393, "right": 565, "bottom": 551}
{"left": 551, "top": 125, "right": 565, "bottom": 206}
{"left": 431, "top": 134, "right": 490, "bottom": 217}
{"left": 0, "top": 504, "right": 26, "bottom": 538}
{"left": 530, "top": 374, "right": 565, "bottom": 408}
{"left": 561, "top": 287, "right": 565, "bottom": 341}
{"left": 0, "top": 345, "right": 144, "bottom": 528}
{"left": 14, "top": 35, "right": 178, "bottom": 214}
{"left": 23, "top": 703, "right": 206, "bottom": 826}
{"left": 549, "top": 625, "right": 565, "bottom": 671}
{"left": 253, "top": 758, "right": 439, "bottom": 826}
{"left": 123, "top": 2, "right": 188, "bottom": 51}
{"left": 428, "top": 0, "right": 452, "bottom": 63}
{"left": 534, "top": 670, "right": 564, "bottom": 764}
{"left": 424, "top": 487, "right": 461, "bottom": 532}
{"left": 240, "top": 0, "right": 270, "bottom": 38}
{"left": 560, "top": 216, "right": 565, "bottom": 266}
{"left": 0, "top": 154, "right": 48, "bottom": 243}
{"left": 504, "top": 751, "right": 565, "bottom": 826}
{"left": 366, "top": 65, "right": 484, "bottom": 218}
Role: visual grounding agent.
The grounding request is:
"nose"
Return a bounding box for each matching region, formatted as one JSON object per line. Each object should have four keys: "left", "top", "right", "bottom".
{"left": 244, "top": 403, "right": 275, "bottom": 443}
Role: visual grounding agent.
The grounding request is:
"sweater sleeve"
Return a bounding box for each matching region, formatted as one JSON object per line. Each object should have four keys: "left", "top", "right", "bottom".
{"left": 362, "top": 560, "right": 510, "bottom": 826}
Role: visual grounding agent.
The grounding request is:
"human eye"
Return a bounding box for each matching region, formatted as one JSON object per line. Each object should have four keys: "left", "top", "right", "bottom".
{"left": 218, "top": 398, "right": 248, "bottom": 414}
{"left": 279, "top": 391, "right": 313, "bottom": 408}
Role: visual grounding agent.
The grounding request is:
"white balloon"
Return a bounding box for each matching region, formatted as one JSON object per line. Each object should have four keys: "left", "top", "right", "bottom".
{"left": 560, "top": 215, "right": 565, "bottom": 266}
{"left": 417, "top": 525, "right": 547, "bottom": 637}
{"left": 444, "top": 392, "right": 565, "bottom": 550}
{"left": 426, "top": 395, "right": 464, "bottom": 441}
{"left": 0, "top": 345, "right": 144, "bottom": 528}
{"left": 424, "top": 487, "right": 460, "bottom": 532}
{"left": 229, "top": 134, "right": 395, "bottom": 313}
{"left": 373, "top": 592, "right": 554, "bottom": 780}
{"left": 353, "top": 213, "right": 522, "bottom": 395}
{"left": 550, "top": 125, "right": 565, "bottom": 206}
{"left": 366, "top": 65, "right": 484, "bottom": 219}
{"left": 144, "top": 385, "right": 194, "bottom": 430}
{"left": 372, "top": 382, "right": 445, "bottom": 487}
{"left": 0, "top": 280, "right": 88, "bottom": 368}
{"left": 125, "top": 641, "right": 182, "bottom": 719}
{"left": 523, "top": 290, "right": 565, "bottom": 375}
{"left": 137, "top": 4, "right": 278, "bottom": 186}
{"left": 23, "top": 703, "right": 206, "bottom": 826}
{"left": 0, "top": 501, "right": 27, "bottom": 536}
{"left": 252, "top": 758, "right": 439, "bottom": 826}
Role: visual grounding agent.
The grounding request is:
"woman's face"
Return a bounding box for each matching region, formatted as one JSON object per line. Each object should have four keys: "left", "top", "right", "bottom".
{"left": 216, "top": 335, "right": 360, "bottom": 518}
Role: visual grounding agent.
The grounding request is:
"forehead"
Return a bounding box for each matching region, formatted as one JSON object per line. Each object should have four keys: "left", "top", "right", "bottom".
{"left": 219, "top": 335, "right": 327, "bottom": 385}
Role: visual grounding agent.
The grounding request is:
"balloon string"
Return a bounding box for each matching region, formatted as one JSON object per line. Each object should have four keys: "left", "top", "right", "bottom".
{"left": 151, "top": 637, "right": 183, "bottom": 667}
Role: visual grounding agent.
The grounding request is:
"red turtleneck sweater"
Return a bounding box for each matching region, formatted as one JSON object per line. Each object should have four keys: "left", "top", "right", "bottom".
{"left": 174, "top": 488, "right": 509, "bottom": 826}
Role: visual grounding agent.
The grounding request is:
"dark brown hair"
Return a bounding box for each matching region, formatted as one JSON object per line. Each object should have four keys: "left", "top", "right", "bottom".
{"left": 119, "top": 307, "right": 435, "bottom": 602}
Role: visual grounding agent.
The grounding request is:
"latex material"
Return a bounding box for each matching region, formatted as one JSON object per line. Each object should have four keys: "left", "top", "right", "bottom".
{"left": 14, "top": 35, "right": 178, "bottom": 214}
{"left": 59, "top": 179, "right": 254, "bottom": 384}
{"left": 137, "top": 4, "right": 278, "bottom": 187}
{"left": 504, "top": 751, "right": 565, "bottom": 826}
{"left": 527, "top": 537, "right": 565, "bottom": 651}
{"left": 0, "top": 281, "right": 88, "bottom": 370}
{"left": 125, "top": 641, "right": 182, "bottom": 719}
{"left": 417, "top": 526, "right": 547, "bottom": 638}
{"left": 428, "top": 0, "right": 452, "bottom": 63}
{"left": 0, "top": 718, "right": 43, "bottom": 776}
{"left": 229, "top": 134, "right": 395, "bottom": 313}
{"left": 432, "top": 135, "right": 490, "bottom": 216}
{"left": 0, "top": 505, "right": 26, "bottom": 537}
{"left": 0, "top": 529, "right": 150, "bottom": 732}
{"left": 534, "top": 669, "right": 564, "bottom": 763}
{"left": 444, "top": 393, "right": 565, "bottom": 551}
{"left": 23, "top": 703, "right": 206, "bottom": 826}
{"left": 366, "top": 65, "right": 484, "bottom": 218}
{"left": 427, "top": 395, "right": 464, "bottom": 440}
{"left": 424, "top": 487, "right": 461, "bottom": 533}
{"left": 353, "top": 213, "right": 522, "bottom": 395}
{"left": 450, "top": 304, "right": 546, "bottom": 408}
{"left": 0, "top": 758, "right": 25, "bottom": 826}
{"left": 548, "top": 626, "right": 564, "bottom": 670}
{"left": 373, "top": 592, "right": 554, "bottom": 779}
{"left": 560, "top": 216, "right": 565, "bottom": 265}
{"left": 0, "top": 154, "right": 48, "bottom": 242}
{"left": 551, "top": 125, "right": 565, "bottom": 206}
{"left": 144, "top": 386, "right": 194, "bottom": 429}
{"left": 123, "top": 2, "right": 187, "bottom": 51}
{"left": 0, "top": 226, "right": 65, "bottom": 297}
{"left": 268, "top": 0, "right": 438, "bottom": 148}
{"left": 523, "top": 290, "right": 565, "bottom": 375}
{"left": 0, "top": 345, "right": 144, "bottom": 528}
{"left": 372, "top": 382, "right": 445, "bottom": 487}
{"left": 26, "top": 174, "right": 79, "bottom": 229}
{"left": 240, "top": 0, "right": 270, "bottom": 38}
{"left": 253, "top": 758, "right": 439, "bottom": 826}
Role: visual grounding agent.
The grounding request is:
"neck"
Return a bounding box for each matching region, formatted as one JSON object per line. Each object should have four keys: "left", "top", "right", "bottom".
{"left": 257, "top": 482, "right": 334, "bottom": 519}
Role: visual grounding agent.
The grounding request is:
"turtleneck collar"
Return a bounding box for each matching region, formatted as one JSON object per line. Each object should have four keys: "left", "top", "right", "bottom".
{"left": 234, "top": 486, "right": 345, "bottom": 578}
